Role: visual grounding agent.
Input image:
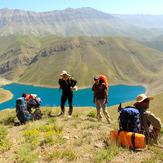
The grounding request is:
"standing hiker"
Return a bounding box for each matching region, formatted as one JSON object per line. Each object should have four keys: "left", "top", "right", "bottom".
{"left": 58, "top": 70, "right": 77, "bottom": 117}
{"left": 134, "top": 94, "right": 162, "bottom": 143}
{"left": 92, "top": 76, "right": 111, "bottom": 123}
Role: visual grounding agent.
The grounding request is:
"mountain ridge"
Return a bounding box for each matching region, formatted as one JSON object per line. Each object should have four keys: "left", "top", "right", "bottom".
{"left": 0, "top": 8, "right": 162, "bottom": 38}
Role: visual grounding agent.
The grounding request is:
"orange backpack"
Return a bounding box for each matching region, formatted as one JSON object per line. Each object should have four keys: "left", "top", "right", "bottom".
{"left": 98, "top": 75, "right": 108, "bottom": 95}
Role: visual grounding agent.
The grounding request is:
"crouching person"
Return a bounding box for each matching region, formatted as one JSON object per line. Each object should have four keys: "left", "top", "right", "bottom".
{"left": 22, "top": 93, "right": 42, "bottom": 120}
{"left": 134, "top": 94, "right": 162, "bottom": 144}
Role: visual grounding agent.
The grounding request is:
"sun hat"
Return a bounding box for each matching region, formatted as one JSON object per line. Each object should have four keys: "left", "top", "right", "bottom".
{"left": 136, "top": 94, "right": 154, "bottom": 103}
{"left": 60, "top": 70, "right": 69, "bottom": 77}
{"left": 94, "top": 76, "right": 99, "bottom": 80}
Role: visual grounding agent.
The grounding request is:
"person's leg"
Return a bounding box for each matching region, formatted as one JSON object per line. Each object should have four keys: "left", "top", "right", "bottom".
{"left": 68, "top": 92, "right": 73, "bottom": 116}
{"left": 152, "top": 128, "right": 161, "bottom": 142}
{"left": 33, "top": 108, "right": 41, "bottom": 120}
{"left": 27, "top": 103, "right": 32, "bottom": 113}
{"left": 146, "top": 128, "right": 161, "bottom": 144}
{"left": 96, "top": 99, "right": 102, "bottom": 121}
{"left": 27, "top": 101, "right": 40, "bottom": 113}
{"left": 101, "top": 99, "right": 111, "bottom": 123}
{"left": 60, "top": 94, "right": 67, "bottom": 115}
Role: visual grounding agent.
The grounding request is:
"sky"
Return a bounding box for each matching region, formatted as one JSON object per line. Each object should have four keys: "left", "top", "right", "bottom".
{"left": 0, "top": 0, "right": 163, "bottom": 15}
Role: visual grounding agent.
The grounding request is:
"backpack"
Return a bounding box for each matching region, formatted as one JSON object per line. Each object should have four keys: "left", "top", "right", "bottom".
{"left": 16, "top": 97, "right": 32, "bottom": 124}
{"left": 118, "top": 103, "right": 141, "bottom": 133}
{"left": 98, "top": 75, "right": 108, "bottom": 95}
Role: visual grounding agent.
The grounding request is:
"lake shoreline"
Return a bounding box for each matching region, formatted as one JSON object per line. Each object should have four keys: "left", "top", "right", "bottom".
{"left": 14, "top": 81, "right": 148, "bottom": 90}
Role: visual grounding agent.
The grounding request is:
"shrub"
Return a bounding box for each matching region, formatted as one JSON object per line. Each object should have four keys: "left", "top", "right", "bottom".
{"left": 87, "top": 110, "right": 96, "bottom": 118}
{"left": 94, "top": 144, "right": 121, "bottom": 162}
{"left": 40, "top": 130, "right": 64, "bottom": 145}
{"left": 0, "top": 125, "right": 8, "bottom": 140}
{"left": 15, "top": 144, "right": 39, "bottom": 163}
{"left": 41, "top": 131, "right": 55, "bottom": 145}
{"left": 41, "top": 107, "right": 53, "bottom": 117}
{"left": 45, "top": 148, "right": 77, "bottom": 161}
{"left": 0, "top": 139, "right": 12, "bottom": 152}
{"left": 0, "top": 113, "right": 16, "bottom": 125}
{"left": 23, "top": 130, "right": 41, "bottom": 147}
{"left": 0, "top": 125, "right": 12, "bottom": 152}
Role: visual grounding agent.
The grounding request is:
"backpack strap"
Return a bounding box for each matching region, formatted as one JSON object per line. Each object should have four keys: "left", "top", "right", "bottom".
{"left": 69, "top": 78, "right": 72, "bottom": 85}
{"left": 116, "top": 130, "right": 121, "bottom": 146}
{"left": 131, "top": 132, "right": 136, "bottom": 151}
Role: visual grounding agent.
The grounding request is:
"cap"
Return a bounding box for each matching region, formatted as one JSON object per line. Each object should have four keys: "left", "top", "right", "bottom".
{"left": 94, "top": 76, "right": 99, "bottom": 80}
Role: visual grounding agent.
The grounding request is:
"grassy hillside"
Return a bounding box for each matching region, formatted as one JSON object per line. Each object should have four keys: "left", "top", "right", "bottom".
{"left": 0, "top": 93, "right": 162, "bottom": 162}
{"left": 0, "top": 88, "right": 13, "bottom": 104}
{"left": 0, "top": 35, "right": 163, "bottom": 93}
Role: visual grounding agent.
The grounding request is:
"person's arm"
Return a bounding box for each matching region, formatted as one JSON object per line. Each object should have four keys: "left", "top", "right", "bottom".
{"left": 58, "top": 79, "right": 62, "bottom": 90}
{"left": 70, "top": 79, "right": 77, "bottom": 90}
{"left": 92, "top": 84, "right": 96, "bottom": 103}
{"left": 105, "top": 89, "right": 108, "bottom": 104}
{"left": 93, "top": 91, "right": 96, "bottom": 103}
{"left": 147, "top": 111, "right": 162, "bottom": 129}
{"left": 71, "top": 79, "right": 77, "bottom": 87}
{"left": 34, "top": 98, "right": 40, "bottom": 106}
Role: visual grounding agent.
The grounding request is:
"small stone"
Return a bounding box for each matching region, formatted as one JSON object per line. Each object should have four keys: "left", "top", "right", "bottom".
{"left": 94, "top": 143, "right": 103, "bottom": 148}
{"left": 63, "top": 136, "right": 69, "bottom": 140}
{"left": 74, "top": 135, "right": 79, "bottom": 139}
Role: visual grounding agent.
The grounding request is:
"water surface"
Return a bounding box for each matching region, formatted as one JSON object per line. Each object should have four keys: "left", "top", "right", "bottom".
{"left": 0, "top": 83, "right": 146, "bottom": 110}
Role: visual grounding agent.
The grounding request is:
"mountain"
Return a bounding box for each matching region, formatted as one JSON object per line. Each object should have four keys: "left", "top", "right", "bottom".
{"left": 0, "top": 35, "right": 163, "bottom": 94}
{"left": 114, "top": 14, "right": 163, "bottom": 28}
{"left": 0, "top": 8, "right": 162, "bottom": 38}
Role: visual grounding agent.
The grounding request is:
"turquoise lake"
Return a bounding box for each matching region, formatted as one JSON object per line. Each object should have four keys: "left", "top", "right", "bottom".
{"left": 0, "top": 83, "right": 146, "bottom": 111}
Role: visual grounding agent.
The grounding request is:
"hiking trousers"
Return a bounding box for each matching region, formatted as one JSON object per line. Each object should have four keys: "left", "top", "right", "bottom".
{"left": 95, "top": 99, "right": 111, "bottom": 123}
{"left": 61, "top": 92, "right": 73, "bottom": 115}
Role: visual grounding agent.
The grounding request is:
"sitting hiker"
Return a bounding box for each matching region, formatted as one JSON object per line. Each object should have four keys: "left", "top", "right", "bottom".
{"left": 134, "top": 94, "right": 162, "bottom": 143}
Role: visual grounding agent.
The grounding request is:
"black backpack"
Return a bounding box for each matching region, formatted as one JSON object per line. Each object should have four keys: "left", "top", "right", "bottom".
{"left": 16, "top": 97, "right": 32, "bottom": 124}
{"left": 118, "top": 103, "right": 141, "bottom": 133}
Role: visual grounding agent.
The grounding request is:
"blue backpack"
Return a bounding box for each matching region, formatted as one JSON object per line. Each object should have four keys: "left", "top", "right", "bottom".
{"left": 16, "top": 97, "right": 32, "bottom": 124}
{"left": 118, "top": 104, "right": 141, "bottom": 133}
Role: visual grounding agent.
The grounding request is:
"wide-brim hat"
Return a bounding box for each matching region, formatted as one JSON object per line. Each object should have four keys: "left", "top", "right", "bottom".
{"left": 136, "top": 94, "right": 154, "bottom": 103}
{"left": 60, "top": 70, "right": 69, "bottom": 77}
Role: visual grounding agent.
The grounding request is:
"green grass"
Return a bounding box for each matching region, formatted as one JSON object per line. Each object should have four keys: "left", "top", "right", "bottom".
{"left": 0, "top": 125, "right": 12, "bottom": 152}
{"left": 45, "top": 148, "right": 77, "bottom": 161}
{"left": 15, "top": 144, "right": 40, "bottom": 163}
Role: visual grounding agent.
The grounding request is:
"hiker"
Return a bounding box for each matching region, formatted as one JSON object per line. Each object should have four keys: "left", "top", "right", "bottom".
{"left": 134, "top": 94, "right": 162, "bottom": 143}
{"left": 58, "top": 70, "right": 77, "bottom": 117}
{"left": 92, "top": 76, "right": 111, "bottom": 123}
{"left": 22, "top": 93, "right": 41, "bottom": 120}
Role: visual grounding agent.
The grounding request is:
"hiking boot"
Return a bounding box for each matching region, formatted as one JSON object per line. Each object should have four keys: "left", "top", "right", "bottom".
{"left": 106, "top": 117, "right": 111, "bottom": 124}
{"left": 107, "top": 119, "right": 111, "bottom": 124}
{"left": 97, "top": 117, "right": 102, "bottom": 122}
{"left": 57, "top": 112, "right": 64, "bottom": 117}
